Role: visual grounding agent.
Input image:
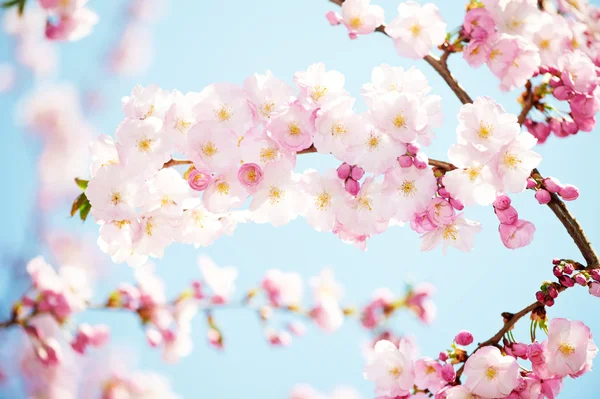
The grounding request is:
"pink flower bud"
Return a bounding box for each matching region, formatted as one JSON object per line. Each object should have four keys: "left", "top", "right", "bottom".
{"left": 589, "top": 269, "right": 600, "bottom": 282}
{"left": 287, "top": 321, "right": 306, "bottom": 336}
{"left": 559, "top": 184, "right": 579, "bottom": 201}
{"left": 528, "top": 342, "right": 545, "bottom": 365}
{"left": 146, "top": 328, "right": 163, "bottom": 347}
{"left": 563, "top": 263, "right": 575, "bottom": 274}
{"left": 534, "top": 189, "right": 551, "bottom": 204}
{"left": 441, "top": 363, "right": 456, "bottom": 382}
{"left": 337, "top": 163, "right": 351, "bottom": 179}
{"left": 350, "top": 166, "right": 365, "bottom": 180}
{"left": 455, "top": 330, "right": 473, "bottom": 346}
{"left": 549, "top": 76, "right": 562, "bottom": 87}
{"left": 493, "top": 194, "right": 511, "bottom": 210}
{"left": 589, "top": 282, "right": 600, "bottom": 297}
{"left": 325, "top": 10, "right": 341, "bottom": 25}
{"left": 348, "top": 32, "right": 358, "bottom": 40}
{"left": 552, "top": 265, "right": 562, "bottom": 278}
{"left": 512, "top": 343, "right": 529, "bottom": 358}
{"left": 439, "top": 351, "right": 449, "bottom": 361}
{"left": 37, "top": 338, "right": 62, "bottom": 366}
{"left": 547, "top": 285, "right": 559, "bottom": 299}
{"left": 574, "top": 273, "right": 588, "bottom": 286}
{"left": 398, "top": 155, "right": 413, "bottom": 168}
{"left": 238, "top": 163, "right": 263, "bottom": 187}
{"left": 535, "top": 291, "right": 545, "bottom": 302}
{"left": 553, "top": 85, "right": 572, "bottom": 100}
{"left": 538, "top": 65, "right": 549, "bottom": 74}
{"left": 496, "top": 206, "right": 518, "bottom": 225}
{"left": 552, "top": 258, "right": 561, "bottom": 265}
{"left": 413, "top": 152, "right": 428, "bottom": 169}
{"left": 558, "top": 275, "right": 575, "bottom": 288}
{"left": 188, "top": 169, "right": 213, "bottom": 191}
{"left": 543, "top": 177, "right": 563, "bottom": 193}
{"left": 545, "top": 298, "right": 555, "bottom": 307}
{"left": 407, "top": 143, "right": 420, "bottom": 155}
{"left": 192, "top": 280, "right": 204, "bottom": 299}
{"left": 438, "top": 187, "right": 450, "bottom": 198}
{"left": 344, "top": 178, "right": 360, "bottom": 196}
{"left": 561, "top": 120, "right": 578, "bottom": 135}
{"left": 449, "top": 197, "right": 464, "bottom": 211}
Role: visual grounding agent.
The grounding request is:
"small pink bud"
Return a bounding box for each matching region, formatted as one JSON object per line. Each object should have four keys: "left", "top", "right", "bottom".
{"left": 192, "top": 280, "right": 204, "bottom": 299}
{"left": 534, "top": 189, "right": 551, "bottom": 205}
{"left": 553, "top": 85, "right": 572, "bottom": 100}
{"left": 545, "top": 298, "right": 555, "bottom": 307}
{"left": 493, "top": 194, "right": 511, "bottom": 210}
{"left": 188, "top": 169, "right": 213, "bottom": 191}
{"left": 535, "top": 291, "right": 545, "bottom": 302}
{"left": 344, "top": 178, "right": 360, "bottom": 196}
{"left": 552, "top": 258, "right": 561, "bottom": 265}
{"left": 574, "top": 273, "right": 588, "bottom": 286}
{"left": 559, "top": 184, "right": 579, "bottom": 201}
{"left": 589, "top": 269, "right": 600, "bottom": 282}
{"left": 398, "top": 155, "right": 413, "bottom": 168}
{"left": 562, "top": 120, "right": 578, "bottom": 135}
{"left": 558, "top": 275, "right": 575, "bottom": 288}
{"left": 348, "top": 32, "right": 358, "bottom": 40}
{"left": 553, "top": 265, "right": 563, "bottom": 277}
{"left": 350, "top": 166, "right": 365, "bottom": 180}
{"left": 325, "top": 11, "right": 341, "bottom": 25}
{"left": 337, "top": 163, "right": 351, "bottom": 179}
{"left": 563, "top": 263, "right": 575, "bottom": 274}
{"left": 547, "top": 285, "right": 559, "bottom": 298}
{"left": 439, "top": 351, "right": 449, "bottom": 361}
{"left": 449, "top": 197, "right": 464, "bottom": 211}
{"left": 589, "top": 282, "right": 600, "bottom": 297}
{"left": 238, "top": 163, "right": 264, "bottom": 187}
{"left": 549, "top": 76, "right": 562, "bottom": 87}
{"left": 496, "top": 206, "right": 518, "bottom": 225}
{"left": 441, "top": 363, "right": 456, "bottom": 382}
{"left": 511, "top": 343, "right": 528, "bottom": 359}
{"left": 438, "top": 187, "right": 450, "bottom": 198}
{"left": 543, "top": 177, "right": 563, "bottom": 193}
{"left": 538, "top": 65, "right": 549, "bottom": 74}
{"left": 413, "top": 152, "right": 428, "bottom": 169}
{"left": 455, "top": 330, "right": 473, "bottom": 346}
{"left": 407, "top": 143, "right": 420, "bottom": 155}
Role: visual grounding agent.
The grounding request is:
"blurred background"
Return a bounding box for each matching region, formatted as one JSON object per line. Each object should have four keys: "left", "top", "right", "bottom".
{"left": 0, "top": 0, "right": 599, "bottom": 398}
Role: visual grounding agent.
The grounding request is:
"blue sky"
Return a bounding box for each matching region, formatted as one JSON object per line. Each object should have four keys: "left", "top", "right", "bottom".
{"left": 1, "top": 0, "right": 600, "bottom": 398}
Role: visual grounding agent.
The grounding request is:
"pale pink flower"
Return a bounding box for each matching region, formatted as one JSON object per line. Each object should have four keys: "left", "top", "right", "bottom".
{"left": 494, "top": 132, "right": 542, "bottom": 194}
{"left": 45, "top": 8, "right": 98, "bottom": 41}
{"left": 499, "top": 219, "right": 536, "bottom": 249}
{"left": 122, "top": 84, "right": 172, "bottom": 120}
{"left": 109, "top": 26, "right": 153, "bottom": 76}
{"left": 385, "top": 1, "right": 447, "bottom": 59}
{"left": 312, "top": 296, "right": 344, "bottom": 333}
{"left": 179, "top": 205, "right": 230, "bottom": 248}
{"left": 140, "top": 168, "right": 195, "bottom": 218}
{"left": 294, "top": 63, "right": 348, "bottom": 109}
{"left": 382, "top": 165, "right": 438, "bottom": 222}
{"left": 414, "top": 358, "right": 445, "bottom": 392}
{"left": 420, "top": 214, "right": 482, "bottom": 254}
{"left": 368, "top": 92, "right": 427, "bottom": 143}
{"left": 244, "top": 70, "right": 295, "bottom": 122}
{"left": 364, "top": 339, "right": 416, "bottom": 397}
{"left": 340, "top": 0, "right": 385, "bottom": 38}
{"left": 162, "top": 91, "right": 200, "bottom": 151}
{"left": 463, "top": 8, "right": 495, "bottom": 40}
{"left": 445, "top": 386, "right": 483, "bottom": 399}
{"left": 531, "top": 13, "right": 572, "bottom": 67}
{"left": 545, "top": 318, "right": 598, "bottom": 377}
{"left": 202, "top": 168, "right": 248, "bottom": 213}
{"left": 188, "top": 122, "right": 241, "bottom": 173}
{"left": 193, "top": 83, "right": 254, "bottom": 136}
{"left": 361, "top": 64, "right": 432, "bottom": 107}
{"left": 337, "top": 177, "right": 391, "bottom": 235}
{"left": 464, "top": 39, "right": 494, "bottom": 68}
{"left": 198, "top": 255, "right": 238, "bottom": 302}
{"left": 314, "top": 96, "right": 363, "bottom": 160}
{"left": 484, "top": 0, "right": 538, "bottom": 38}
{"left": 86, "top": 164, "right": 143, "bottom": 221}
{"left": 405, "top": 282, "right": 437, "bottom": 324}
{"left": 463, "top": 346, "right": 520, "bottom": 398}
{"left": 135, "top": 214, "right": 179, "bottom": 260}
{"left": 188, "top": 169, "right": 213, "bottom": 191}
{"left": 267, "top": 102, "right": 315, "bottom": 152}
{"left": 301, "top": 169, "right": 349, "bottom": 232}
{"left": 487, "top": 35, "right": 540, "bottom": 91}
{"left": 238, "top": 163, "right": 264, "bottom": 188}
{"left": 557, "top": 50, "right": 598, "bottom": 94}
{"left": 89, "top": 134, "right": 119, "bottom": 177}
{"left": 262, "top": 269, "right": 304, "bottom": 307}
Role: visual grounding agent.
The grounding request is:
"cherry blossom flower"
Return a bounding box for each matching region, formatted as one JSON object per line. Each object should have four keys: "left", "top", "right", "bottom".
{"left": 268, "top": 102, "right": 315, "bottom": 152}
{"left": 188, "top": 122, "right": 241, "bottom": 173}
{"left": 193, "top": 83, "right": 254, "bottom": 135}
{"left": 262, "top": 269, "right": 304, "bottom": 307}
{"left": 140, "top": 168, "right": 196, "bottom": 218}
{"left": 294, "top": 63, "right": 348, "bottom": 109}
{"left": 462, "top": 346, "right": 520, "bottom": 398}
{"left": 385, "top": 1, "right": 447, "bottom": 59}
{"left": 314, "top": 96, "right": 363, "bottom": 160}
{"left": 340, "top": 0, "right": 384, "bottom": 39}
{"left": 414, "top": 357, "right": 445, "bottom": 393}
{"left": 244, "top": 70, "right": 294, "bottom": 122}
{"left": 86, "top": 164, "right": 143, "bottom": 221}
{"left": 545, "top": 318, "right": 598, "bottom": 377}
{"left": 301, "top": 169, "right": 349, "bottom": 232}
{"left": 198, "top": 255, "right": 238, "bottom": 302}
{"left": 499, "top": 219, "right": 536, "bottom": 249}
{"left": 122, "top": 84, "right": 172, "bottom": 120}
{"left": 383, "top": 165, "right": 437, "bottom": 222}
{"left": 420, "top": 214, "right": 482, "bottom": 254}
{"left": 368, "top": 92, "right": 427, "bottom": 144}
{"left": 364, "top": 339, "right": 416, "bottom": 397}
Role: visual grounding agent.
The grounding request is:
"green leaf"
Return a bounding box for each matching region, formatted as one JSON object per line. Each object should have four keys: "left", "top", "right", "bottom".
{"left": 1, "top": 0, "right": 20, "bottom": 8}
{"left": 75, "top": 177, "right": 89, "bottom": 190}
{"left": 79, "top": 201, "right": 91, "bottom": 221}
{"left": 17, "top": 0, "right": 25, "bottom": 15}
{"left": 70, "top": 193, "right": 87, "bottom": 217}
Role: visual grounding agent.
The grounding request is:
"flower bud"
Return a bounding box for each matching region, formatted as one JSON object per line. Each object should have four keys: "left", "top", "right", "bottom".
{"left": 438, "top": 351, "right": 449, "bottom": 362}
{"left": 238, "top": 163, "right": 263, "bottom": 187}
{"left": 558, "top": 275, "right": 575, "bottom": 288}
{"left": 543, "top": 177, "right": 563, "bottom": 193}
{"left": 449, "top": 197, "right": 464, "bottom": 211}
{"left": 188, "top": 169, "right": 213, "bottom": 191}
{"left": 441, "top": 363, "right": 456, "bottom": 382}
{"left": 545, "top": 298, "right": 555, "bottom": 307}
{"left": 413, "top": 152, "right": 428, "bottom": 169}
{"left": 325, "top": 10, "right": 341, "bottom": 25}
{"left": 589, "top": 282, "right": 600, "bottom": 298}
{"left": 535, "top": 291, "right": 545, "bottom": 302}
{"left": 398, "top": 155, "right": 413, "bottom": 168}
{"left": 407, "top": 143, "right": 420, "bottom": 155}
{"left": 574, "top": 273, "right": 588, "bottom": 286}
{"left": 438, "top": 187, "right": 450, "bottom": 198}
{"left": 547, "top": 285, "right": 559, "bottom": 299}
{"left": 350, "top": 166, "right": 365, "bottom": 180}
{"left": 552, "top": 265, "right": 563, "bottom": 277}
{"left": 344, "top": 178, "right": 360, "bottom": 196}
{"left": 534, "top": 189, "right": 551, "bottom": 205}
{"left": 589, "top": 269, "right": 600, "bottom": 282}
{"left": 455, "top": 330, "right": 473, "bottom": 346}
{"left": 496, "top": 206, "right": 518, "bottom": 225}
{"left": 493, "top": 194, "right": 511, "bottom": 210}
{"left": 559, "top": 184, "right": 579, "bottom": 201}
{"left": 563, "top": 263, "right": 575, "bottom": 275}
{"left": 337, "top": 163, "right": 351, "bottom": 180}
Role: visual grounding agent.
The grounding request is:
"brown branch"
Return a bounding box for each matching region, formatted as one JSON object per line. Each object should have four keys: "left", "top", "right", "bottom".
{"left": 518, "top": 81, "right": 535, "bottom": 125}
{"left": 163, "top": 159, "right": 193, "bottom": 168}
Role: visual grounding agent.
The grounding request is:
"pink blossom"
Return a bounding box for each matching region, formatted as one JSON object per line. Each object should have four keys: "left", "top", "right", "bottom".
{"left": 463, "top": 346, "right": 520, "bottom": 398}
{"left": 45, "top": 8, "right": 98, "bottom": 41}
{"left": 463, "top": 8, "right": 495, "bottom": 40}
{"left": 558, "top": 50, "right": 598, "bottom": 94}
{"left": 340, "top": 0, "right": 385, "bottom": 38}
{"left": 262, "top": 269, "right": 303, "bottom": 307}
{"left": 238, "top": 163, "right": 264, "bottom": 188}
{"left": 267, "top": 102, "right": 315, "bottom": 152}
{"left": 499, "top": 219, "right": 535, "bottom": 249}
{"left": 414, "top": 357, "right": 445, "bottom": 393}
{"left": 364, "top": 339, "right": 416, "bottom": 397}
{"left": 455, "top": 330, "right": 474, "bottom": 346}
{"left": 589, "top": 282, "right": 600, "bottom": 297}
{"left": 545, "top": 318, "right": 598, "bottom": 377}
{"left": 198, "top": 255, "right": 238, "bottom": 303}
{"left": 493, "top": 194, "right": 511, "bottom": 210}
{"left": 559, "top": 184, "right": 579, "bottom": 201}
{"left": 426, "top": 198, "right": 455, "bottom": 226}
{"left": 188, "top": 169, "right": 213, "bottom": 191}
{"left": 420, "top": 214, "right": 482, "bottom": 255}
{"left": 405, "top": 283, "right": 436, "bottom": 324}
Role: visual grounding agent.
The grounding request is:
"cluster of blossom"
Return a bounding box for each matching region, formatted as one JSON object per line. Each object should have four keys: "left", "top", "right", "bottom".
{"left": 530, "top": 175, "right": 579, "bottom": 205}
{"left": 108, "top": 0, "right": 167, "bottom": 76}
{"left": 492, "top": 194, "right": 535, "bottom": 249}
{"left": 18, "top": 84, "right": 94, "bottom": 209}
{"left": 364, "top": 318, "right": 597, "bottom": 399}
{"left": 38, "top": 0, "right": 98, "bottom": 41}
{"left": 290, "top": 384, "right": 361, "bottom": 399}
{"left": 535, "top": 259, "right": 600, "bottom": 306}
{"left": 84, "top": 63, "right": 545, "bottom": 261}
{"left": 3, "top": 6, "right": 58, "bottom": 76}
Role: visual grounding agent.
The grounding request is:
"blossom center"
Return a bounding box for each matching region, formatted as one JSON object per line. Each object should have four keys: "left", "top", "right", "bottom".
{"left": 393, "top": 114, "right": 407, "bottom": 129}
{"left": 268, "top": 186, "right": 284, "bottom": 204}
{"left": 409, "top": 24, "right": 422, "bottom": 37}
{"left": 192, "top": 210, "right": 205, "bottom": 227}
{"left": 442, "top": 225, "right": 458, "bottom": 241}
{"left": 202, "top": 141, "right": 218, "bottom": 157}
{"left": 216, "top": 181, "right": 229, "bottom": 195}
{"left": 145, "top": 218, "right": 154, "bottom": 236}
{"left": 389, "top": 366, "right": 403, "bottom": 378}
{"left": 357, "top": 196, "right": 372, "bottom": 211}
{"left": 332, "top": 121, "right": 347, "bottom": 137}
{"left": 315, "top": 191, "right": 332, "bottom": 210}
{"left": 260, "top": 147, "right": 277, "bottom": 162}
{"left": 110, "top": 192, "right": 122, "bottom": 205}
{"left": 137, "top": 138, "right": 154, "bottom": 152}
{"left": 559, "top": 342, "right": 575, "bottom": 356}
{"left": 215, "top": 105, "right": 232, "bottom": 122}
{"left": 478, "top": 122, "right": 494, "bottom": 140}
{"left": 260, "top": 101, "right": 276, "bottom": 118}
{"left": 246, "top": 169, "right": 257, "bottom": 182}
{"left": 539, "top": 39, "right": 551, "bottom": 50}
{"left": 143, "top": 104, "right": 155, "bottom": 119}
{"left": 176, "top": 119, "right": 192, "bottom": 133}
{"left": 399, "top": 180, "right": 416, "bottom": 197}
{"left": 426, "top": 365, "right": 437, "bottom": 374}
{"left": 366, "top": 134, "right": 380, "bottom": 151}
{"left": 311, "top": 86, "right": 328, "bottom": 102}
{"left": 466, "top": 166, "right": 482, "bottom": 181}
{"left": 485, "top": 366, "right": 498, "bottom": 380}
{"left": 161, "top": 196, "right": 175, "bottom": 206}
{"left": 349, "top": 16, "right": 362, "bottom": 29}
{"left": 114, "top": 220, "right": 130, "bottom": 229}
{"left": 489, "top": 49, "right": 502, "bottom": 60}
{"left": 502, "top": 153, "right": 522, "bottom": 169}
{"left": 288, "top": 122, "right": 302, "bottom": 136}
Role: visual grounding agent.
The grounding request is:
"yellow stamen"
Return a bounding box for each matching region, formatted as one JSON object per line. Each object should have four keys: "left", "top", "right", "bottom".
{"left": 389, "top": 366, "right": 403, "bottom": 377}
{"left": 216, "top": 181, "right": 229, "bottom": 195}
{"left": 215, "top": 105, "right": 232, "bottom": 122}
{"left": 478, "top": 122, "right": 494, "bottom": 139}
{"left": 357, "top": 196, "right": 372, "bottom": 211}
{"left": 142, "top": 104, "right": 155, "bottom": 119}
{"left": 410, "top": 24, "right": 422, "bottom": 37}
{"left": 540, "top": 39, "right": 551, "bottom": 50}
{"left": 176, "top": 119, "right": 192, "bottom": 133}
{"left": 114, "top": 220, "right": 130, "bottom": 229}
{"left": 145, "top": 218, "right": 154, "bottom": 236}
{"left": 201, "top": 141, "right": 218, "bottom": 157}
{"left": 260, "top": 102, "right": 276, "bottom": 118}
{"left": 559, "top": 342, "right": 575, "bottom": 356}
{"left": 367, "top": 134, "right": 380, "bottom": 151}
{"left": 161, "top": 196, "right": 174, "bottom": 206}
{"left": 426, "top": 365, "right": 437, "bottom": 375}
{"left": 315, "top": 191, "right": 332, "bottom": 210}
{"left": 443, "top": 225, "right": 458, "bottom": 241}
{"left": 246, "top": 169, "right": 257, "bottom": 182}
{"left": 485, "top": 366, "right": 498, "bottom": 380}
{"left": 503, "top": 153, "right": 522, "bottom": 169}
{"left": 110, "top": 192, "right": 122, "bottom": 205}
{"left": 393, "top": 114, "right": 407, "bottom": 129}
{"left": 288, "top": 122, "right": 302, "bottom": 136}
{"left": 490, "top": 48, "right": 502, "bottom": 60}
{"left": 260, "top": 147, "right": 277, "bottom": 162}
{"left": 268, "top": 186, "right": 284, "bottom": 204}
{"left": 137, "top": 138, "right": 153, "bottom": 152}
{"left": 311, "top": 86, "right": 328, "bottom": 102}
{"left": 349, "top": 16, "right": 362, "bottom": 29}
{"left": 399, "top": 180, "right": 416, "bottom": 197}
{"left": 466, "top": 166, "right": 482, "bottom": 182}
{"left": 332, "top": 121, "right": 347, "bottom": 137}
